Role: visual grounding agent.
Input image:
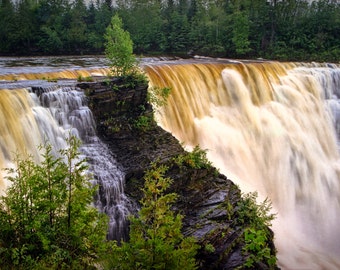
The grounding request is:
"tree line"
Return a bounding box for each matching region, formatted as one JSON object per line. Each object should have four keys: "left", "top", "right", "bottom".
{"left": 0, "top": 0, "right": 339, "bottom": 61}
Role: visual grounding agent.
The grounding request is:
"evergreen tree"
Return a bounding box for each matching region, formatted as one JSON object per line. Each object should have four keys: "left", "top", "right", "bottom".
{"left": 35, "top": 0, "right": 69, "bottom": 53}
{"left": 66, "top": 0, "right": 88, "bottom": 53}
{"left": 106, "top": 162, "right": 199, "bottom": 270}
{"left": 85, "top": 1, "right": 105, "bottom": 51}
{"left": 0, "top": 0, "right": 15, "bottom": 53}
{"left": 0, "top": 0, "right": 339, "bottom": 60}
{"left": 11, "top": 0, "right": 38, "bottom": 53}
{"left": 231, "top": 9, "right": 251, "bottom": 55}
{"left": 164, "top": 10, "right": 190, "bottom": 53}
{"left": 117, "top": 0, "right": 165, "bottom": 54}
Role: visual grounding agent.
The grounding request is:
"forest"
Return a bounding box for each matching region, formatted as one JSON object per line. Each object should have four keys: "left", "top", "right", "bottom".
{"left": 0, "top": 0, "right": 339, "bottom": 61}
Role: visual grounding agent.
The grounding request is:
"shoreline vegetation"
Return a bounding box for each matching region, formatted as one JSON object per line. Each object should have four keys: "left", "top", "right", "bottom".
{"left": 0, "top": 0, "right": 339, "bottom": 62}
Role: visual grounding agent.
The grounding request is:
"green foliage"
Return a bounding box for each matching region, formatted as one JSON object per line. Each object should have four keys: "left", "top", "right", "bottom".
{"left": 237, "top": 192, "right": 275, "bottom": 230}
{"left": 236, "top": 192, "right": 277, "bottom": 269}
{"left": 204, "top": 243, "right": 215, "bottom": 253}
{"left": 147, "top": 86, "right": 172, "bottom": 109}
{"left": 163, "top": 11, "right": 190, "bottom": 53}
{"left": 0, "top": 136, "right": 108, "bottom": 269}
{"left": 104, "top": 14, "right": 137, "bottom": 77}
{"left": 0, "top": 0, "right": 15, "bottom": 52}
{"left": 46, "top": 77, "right": 57, "bottom": 83}
{"left": 243, "top": 228, "right": 276, "bottom": 268}
{"left": 106, "top": 162, "right": 199, "bottom": 270}
{"left": 77, "top": 75, "right": 94, "bottom": 82}
{"left": 119, "top": 71, "right": 149, "bottom": 89}
{"left": 173, "top": 145, "right": 213, "bottom": 169}
{"left": 231, "top": 10, "right": 251, "bottom": 55}
{"left": 133, "top": 115, "right": 152, "bottom": 132}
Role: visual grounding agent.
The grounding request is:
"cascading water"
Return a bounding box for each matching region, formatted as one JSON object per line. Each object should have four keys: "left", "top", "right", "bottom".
{"left": 0, "top": 88, "right": 45, "bottom": 187}
{"left": 146, "top": 61, "right": 340, "bottom": 269}
{"left": 35, "top": 85, "right": 131, "bottom": 240}
{"left": 0, "top": 85, "right": 130, "bottom": 241}
{"left": 1, "top": 57, "right": 340, "bottom": 267}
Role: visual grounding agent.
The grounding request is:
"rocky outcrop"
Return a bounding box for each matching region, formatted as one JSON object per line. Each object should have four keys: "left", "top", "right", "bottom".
{"left": 78, "top": 79, "right": 278, "bottom": 270}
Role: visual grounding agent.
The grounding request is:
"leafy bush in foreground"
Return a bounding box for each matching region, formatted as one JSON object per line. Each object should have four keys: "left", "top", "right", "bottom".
{"left": 0, "top": 136, "right": 108, "bottom": 269}
{"left": 236, "top": 192, "right": 277, "bottom": 269}
{"left": 106, "top": 162, "right": 199, "bottom": 270}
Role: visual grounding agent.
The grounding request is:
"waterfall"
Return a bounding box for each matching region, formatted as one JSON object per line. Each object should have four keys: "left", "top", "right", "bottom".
{"left": 2, "top": 58, "right": 340, "bottom": 267}
{"left": 146, "top": 61, "right": 340, "bottom": 269}
{"left": 0, "top": 88, "right": 45, "bottom": 188}
{"left": 0, "top": 85, "right": 130, "bottom": 241}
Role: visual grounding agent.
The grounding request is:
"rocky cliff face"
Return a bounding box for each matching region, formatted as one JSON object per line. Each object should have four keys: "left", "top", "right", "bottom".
{"left": 78, "top": 79, "right": 278, "bottom": 270}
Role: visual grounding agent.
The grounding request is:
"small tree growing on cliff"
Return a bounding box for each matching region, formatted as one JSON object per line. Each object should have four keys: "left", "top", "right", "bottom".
{"left": 106, "top": 162, "right": 199, "bottom": 270}
{"left": 104, "top": 14, "right": 137, "bottom": 77}
{"left": 236, "top": 192, "right": 277, "bottom": 269}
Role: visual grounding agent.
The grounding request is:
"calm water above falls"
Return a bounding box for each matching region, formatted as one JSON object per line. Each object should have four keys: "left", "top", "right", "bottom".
{"left": 1, "top": 57, "right": 340, "bottom": 268}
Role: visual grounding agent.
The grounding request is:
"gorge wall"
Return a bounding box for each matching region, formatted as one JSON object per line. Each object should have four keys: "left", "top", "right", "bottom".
{"left": 78, "top": 78, "right": 278, "bottom": 270}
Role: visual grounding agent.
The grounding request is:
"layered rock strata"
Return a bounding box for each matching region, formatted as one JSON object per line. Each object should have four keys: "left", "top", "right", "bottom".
{"left": 78, "top": 79, "right": 278, "bottom": 270}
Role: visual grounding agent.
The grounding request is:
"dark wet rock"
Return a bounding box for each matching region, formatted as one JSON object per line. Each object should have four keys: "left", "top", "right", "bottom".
{"left": 78, "top": 79, "right": 278, "bottom": 270}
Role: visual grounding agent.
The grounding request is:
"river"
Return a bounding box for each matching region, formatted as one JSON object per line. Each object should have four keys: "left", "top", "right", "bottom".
{"left": 1, "top": 56, "right": 340, "bottom": 269}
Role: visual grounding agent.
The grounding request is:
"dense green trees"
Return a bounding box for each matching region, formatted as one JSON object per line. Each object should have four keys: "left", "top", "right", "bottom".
{"left": 0, "top": 0, "right": 15, "bottom": 52}
{"left": 0, "top": 0, "right": 339, "bottom": 60}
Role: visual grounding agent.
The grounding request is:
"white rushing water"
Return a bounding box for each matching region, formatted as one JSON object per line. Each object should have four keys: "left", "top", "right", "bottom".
{"left": 146, "top": 61, "right": 340, "bottom": 269}
{"left": 35, "top": 86, "right": 131, "bottom": 240}
{"left": 0, "top": 85, "right": 130, "bottom": 240}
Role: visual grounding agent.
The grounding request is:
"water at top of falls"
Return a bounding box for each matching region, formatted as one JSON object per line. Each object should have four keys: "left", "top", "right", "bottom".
{"left": 0, "top": 55, "right": 110, "bottom": 75}
{"left": 0, "top": 55, "right": 248, "bottom": 87}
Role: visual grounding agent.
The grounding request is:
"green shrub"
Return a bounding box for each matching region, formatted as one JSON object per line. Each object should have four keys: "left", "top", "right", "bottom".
{"left": 204, "top": 243, "right": 215, "bottom": 253}
{"left": 0, "top": 136, "right": 108, "bottom": 269}
{"left": 173, "top": 145, "right": 213, "bottom": 169}
{"left": 105, "top": 162, "right": 199, "bottom": 270}
{"left": 77, "top": 75, "right": 94, "bottom": 82}
{"left": 243, "top": 228, "right": 276, "bottom": 268}
{"left": 133, "top": 115, "right": 152, "bottom": 131}
{"left": 47, "top": 77, "right": 57, "bottom": 82}
{"left": 147, "top": 86, "right": 172, "bottom": 108}
{"left": 236, "top": 192, "right": 277, "bottom": 269}
{"left": 236, "top": 192, "right": 274, "bottom": 229}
